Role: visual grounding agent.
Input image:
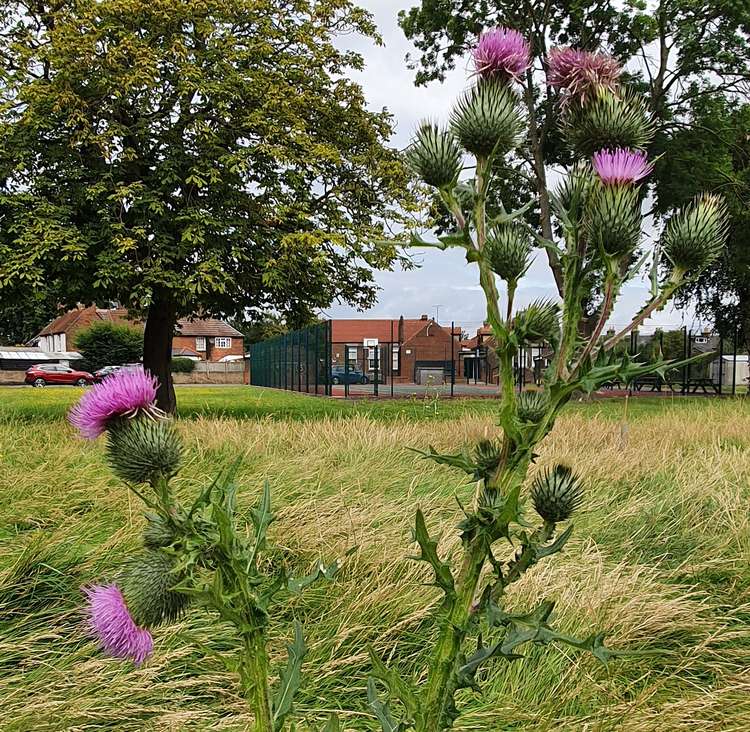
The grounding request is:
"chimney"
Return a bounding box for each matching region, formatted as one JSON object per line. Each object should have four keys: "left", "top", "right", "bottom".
{"left": 420, "top": 314, "right": 428, "bottom": 320}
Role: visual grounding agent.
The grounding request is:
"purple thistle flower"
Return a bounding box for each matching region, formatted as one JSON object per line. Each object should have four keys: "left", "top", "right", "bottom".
{"left": 473, "top": 27, "right": 531, "bottom": 82}
{"left": 546, "top": 47, "right": 621, "bottom": 105}
{"left": 592, "top": 148, "right": 653, "bottom": 186}
{"left": 69, "top": 367, "right": 159, "bottom": 439}
{"left": 84, "top": 584, "right": 154, "bottom": 665}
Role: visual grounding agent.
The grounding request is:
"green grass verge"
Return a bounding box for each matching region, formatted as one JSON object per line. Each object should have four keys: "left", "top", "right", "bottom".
{"left": 1, "top": 389, "right": 749, "bottom": 730}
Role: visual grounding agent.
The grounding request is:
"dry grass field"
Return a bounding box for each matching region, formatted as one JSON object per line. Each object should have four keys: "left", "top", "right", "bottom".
{"left": 1, "top": 387, "right": 749, "bottom": 731}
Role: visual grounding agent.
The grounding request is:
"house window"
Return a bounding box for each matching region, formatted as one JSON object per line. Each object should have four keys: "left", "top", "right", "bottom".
{"left": 695, "top": 336, "right": 708, "bottom": 345}
{"left": 347, "top": 346, "right": 358, "bottom": 365}
{"left": 392, "top": 345, "right": 400, "bottom": 374}
{"left": 215, "top": 337, "right": 231, "bottom": 349}
{"left": 195, "top": 336, "right": 206, "bottom": 351}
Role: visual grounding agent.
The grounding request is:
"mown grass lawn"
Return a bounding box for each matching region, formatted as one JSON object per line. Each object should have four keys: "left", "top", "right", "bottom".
{"left": 1, "top": 386, "right": 749, "bottom": 731}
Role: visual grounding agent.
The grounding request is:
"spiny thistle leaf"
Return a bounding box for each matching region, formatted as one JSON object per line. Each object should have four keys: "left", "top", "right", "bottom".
{"left": 119, "top": 550, "right": 191, "bottom": 628}
{"left": 412, "top": 509, "right": 455, "bottom": 596}
{"left": 564, "top": 90, "right": 654, "bottom": 157}
{"left": 451, "top": 79, "right": 523, "bottom": 158}
{"left": 106, "top": 417, "right": 183, "bottom": 484}
{"left": 517, "top": 390, "right": 549, "bottom": 423}
{"left": 406, "top": 122, "right": 463, "bottom": 188}
{"left": 272, "top": 621, "right": 307, "bottom": 731}
{"left": 585, "top": 181, "right": 642, "bottom": 257}
{"left": 485, "top": 223, "right": 532, "bottom": 282}
{"left": 367, "top": 678, "right": 406, "bottom": 732}
{"left": 513, "top": 299, "right": 560, "bottom": 343}
{"left": 661, "top": 193, "right": 729, "bottom": 275}
{"left": 368, "top": 647, "right": 419, "bottom": 720}
{"left": 530, "top": 465, "right": 583, "bottom": 523}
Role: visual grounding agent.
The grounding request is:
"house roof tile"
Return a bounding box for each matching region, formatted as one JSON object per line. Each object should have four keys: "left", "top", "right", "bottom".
{"left": 331, "top": 318, "right": 447, "bottom": 344}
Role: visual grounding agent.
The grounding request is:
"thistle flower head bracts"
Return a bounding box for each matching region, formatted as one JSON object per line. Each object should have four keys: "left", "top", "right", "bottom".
{"left": 84, "top": 584, "right": 154, "bottom": 665}
{"left": 564, "top": 90, "right": 654, "bottom": 157}
{"left": 593, "top": 148, "right": 653, "bottom": 186}
{"left": 546, "top": 47, "right": 621, "bottom": 106}
{"left": 474, "top": 27, "right": 531, "bottom": 82}
{"left": 106, "top": 418, "right": 183, "bottom": 484}
{"left": 485, "top": 223, "right": 532, "bottom": 282}
{"left": 69, "top": 367, "right": 160, "bottom": 439}
{"left": 407, "top": 122, "right": 463, "bottom": 189}
{"left": 531, "top": 465, "right": 584, "bottom": 523}
{"left": 451, "top": 79, "right": 524, "bottom": 158}
{"left": 661, "top": 193, "right": 729, "bottom": 277}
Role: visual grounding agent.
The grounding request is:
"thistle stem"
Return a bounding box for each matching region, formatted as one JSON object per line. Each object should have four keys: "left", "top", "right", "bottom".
{"left": 239, "top": 627, "right": 275, "bottom": 732}
{"left": 417, "top": 537, "right": 487, "bottom": 732}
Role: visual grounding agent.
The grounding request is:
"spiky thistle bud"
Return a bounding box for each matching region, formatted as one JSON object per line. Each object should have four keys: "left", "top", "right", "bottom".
{"left": 485, "top": 224, "right": 532, "bottom": 282}
{"left": 142, "top": 513, "right": 177, "bottom": 549}
{"left": 451, "top": 79, "right": 523, "bottom": 158}
{"left": 119, "top": 550, "right": 190, "bottom": 628}
{"left": 585, "top": 181, "right": 642, "bottom": 258}
{"left": 661, "top": 194, "right": 729, "bottom": 277}
{"left": 531, "top": 465, "right": 583, "bottom": 523}
{"left": 552, "top": 161, "right": 592, "bottom": 227}
{"left": 517, "top": 390, "right": 549, "bottom": 423}
{"left": 513, "top": 300, "right": 560, "bottom": 343}
{"left": 473, "top": 439, "right": 502, "bottom": 478}
{"left": 564, "top": 90, "right": 654, "bottom": 157}
{"left": 406, "top": 123, "right": 463, "bottom": 188}
{"left": 106, "top": 418, "right": 183, "bottom": 484}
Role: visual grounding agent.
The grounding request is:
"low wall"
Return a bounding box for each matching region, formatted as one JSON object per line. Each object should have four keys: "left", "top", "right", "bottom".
{"left": 0, "top": 370, "right": 26, "bottom": 385}
{"left": 173, "top": 360, "right": 247, "bottom": 385}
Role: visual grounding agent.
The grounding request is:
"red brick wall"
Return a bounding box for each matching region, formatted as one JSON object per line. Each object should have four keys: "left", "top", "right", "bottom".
{"left": 173, "top": 334, "right": 244, "bottom": 362}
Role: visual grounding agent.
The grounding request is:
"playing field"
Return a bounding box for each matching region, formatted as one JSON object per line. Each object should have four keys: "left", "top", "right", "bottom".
{"left": 1, "top": 387, "right": 749, "bottom": 730}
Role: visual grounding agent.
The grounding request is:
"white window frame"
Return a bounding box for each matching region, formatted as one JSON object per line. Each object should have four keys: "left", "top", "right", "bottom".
{"left": 195, "top": 336, "right": 206, "bottom": 351}
{"left": 214, "top": 337, "right": 231, "bottom": 349}
{"left": 392, "top": 344, "right": 400, "bottom": 373}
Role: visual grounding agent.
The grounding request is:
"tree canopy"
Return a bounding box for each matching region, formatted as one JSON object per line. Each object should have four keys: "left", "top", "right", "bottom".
{"left": 75, "top": 322, "right": 144, "bottom": 372}
{"left": 0, "top": 0, "right": 413, "bottom": 409}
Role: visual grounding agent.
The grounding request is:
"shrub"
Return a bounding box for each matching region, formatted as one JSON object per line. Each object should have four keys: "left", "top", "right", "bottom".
{"left": 75, "top": 322, "right": 143, "bottom": 372}
{"left": 170, "top": 358, "right": 196, "bottom": 373}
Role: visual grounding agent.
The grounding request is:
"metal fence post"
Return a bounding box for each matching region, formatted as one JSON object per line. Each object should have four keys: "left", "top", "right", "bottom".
{"left": 390, "top": 320, "right": 395, "bottom": 398}
{"left": 732, "top": 326, "right": 738, "bottom": 397}
{"left": 718, "top": 333, "right": 724, "bottom": 395}
{"left": 373, "top": 345, "right": 379, "bottom": 397}
{"left": 450, "top": 321, "right": 455, "bottom": 398}
{"left": 344, "top": 342, "right": 349, "bottom": 398}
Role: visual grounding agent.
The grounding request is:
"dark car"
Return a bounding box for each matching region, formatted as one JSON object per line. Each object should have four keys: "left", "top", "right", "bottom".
{"left": 330, "top": 366, "right": 369, "bottom": 385}
{"left": 25, "top": 364, "right": 94, "bottom": 387}
{"left": 94, "top": 364, "right": 141, "bottom": 382}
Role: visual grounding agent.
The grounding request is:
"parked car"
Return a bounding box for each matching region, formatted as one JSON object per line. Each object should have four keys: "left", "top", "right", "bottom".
{"left": 25, "top": 364, "right": 94, "bottom": 387}
{"left": 330, "top": 366, "right": 369, "bottom": 385}
{"left": 94, "top": 364, "right": 141, "bottom": 382}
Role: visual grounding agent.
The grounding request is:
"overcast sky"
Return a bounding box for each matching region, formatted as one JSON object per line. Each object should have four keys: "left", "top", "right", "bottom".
{"left": 322, "top": 0, "right": 701, "bottom": 336}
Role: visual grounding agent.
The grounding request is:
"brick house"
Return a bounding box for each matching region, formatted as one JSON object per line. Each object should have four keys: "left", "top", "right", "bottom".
{"left": 330, "top": 315, "right": 460, "bottom": 384}
{"left": 35, "top": 305, "right": 243, "bottom": 362}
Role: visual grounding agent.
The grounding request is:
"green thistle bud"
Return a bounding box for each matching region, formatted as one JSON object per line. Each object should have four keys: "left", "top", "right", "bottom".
{"left": 517, "top": 390, "right": 549, "bottom": 423}
{"left": 585, "top": 181, "right": 642, "bottom": 257}
{"left": 485, "top": 224, "right": 532, "bottom": 282}
{"left": 552, "top": 161, "right": 592, "bottom": 227}
{"left": 564, "top": 90, "right": 654, "bottom": 157}
{"left": 514, "top": 300, "right": 560, "bottom": 343}
{"left": 531, "top": 465, "right": 583, "bottom": 523}
{"left": 661, "top": 194, "right": 728, "bottom": 276}
{"left": 106, "top": 418, "right": 183, "bottom": 484}
{"left": 406, "top": 123, "right": 463, "bottom": 188}
{"left": 142, "top": 513, "right": 177, "bottom": 549}
{"left": 451, "top": 79, "right": 523, "bottom": 158}
{"left": 473, "top": 439, "right": 502, "bottom": 478}
{"left": 120, "top": 550, "right": 190, "bottom": 628}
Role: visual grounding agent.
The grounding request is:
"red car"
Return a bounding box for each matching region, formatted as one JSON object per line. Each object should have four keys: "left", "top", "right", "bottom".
{"left": 25, "top": 364, "right": 95, "bottom": 387}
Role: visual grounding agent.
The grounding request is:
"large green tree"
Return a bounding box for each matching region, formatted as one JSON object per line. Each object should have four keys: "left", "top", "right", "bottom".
{"left": 655, "top": 94, "right": 750, "bottom": 352}
{"left": 399, "top": 0, "right": 750, "bottom": 301}
{"left": 0, "top": 0, "right": 412, "bottom": 411}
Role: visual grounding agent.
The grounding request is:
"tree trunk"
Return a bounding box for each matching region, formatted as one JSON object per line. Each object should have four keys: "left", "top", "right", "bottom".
{"left": 143, "top": 295, "right": 177, "bottom": 413}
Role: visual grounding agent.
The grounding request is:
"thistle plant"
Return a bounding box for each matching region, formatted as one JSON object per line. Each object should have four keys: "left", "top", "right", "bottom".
{"left": 369, "top": 32, "right": 729, "bottom": 730}
{"left": 73, "top": 368, "right": 339, "bottom": 732}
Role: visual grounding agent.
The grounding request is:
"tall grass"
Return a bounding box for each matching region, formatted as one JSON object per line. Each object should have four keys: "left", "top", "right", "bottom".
{"left": 1, "top": 393, "right": 749, "bottom": 730}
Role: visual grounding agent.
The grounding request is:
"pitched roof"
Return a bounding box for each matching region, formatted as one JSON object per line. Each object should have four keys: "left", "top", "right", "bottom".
{"left": 38, "top": 306, "right": 136, "bottom": 336}
{"left": 331, "top": 318, "right": 448, "bottom": 344}
{"left": 175, "top": 318, "right": 242, "bottom": 338}
{"left": 37, "top": 306, "right": 242, "bottom": 339}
